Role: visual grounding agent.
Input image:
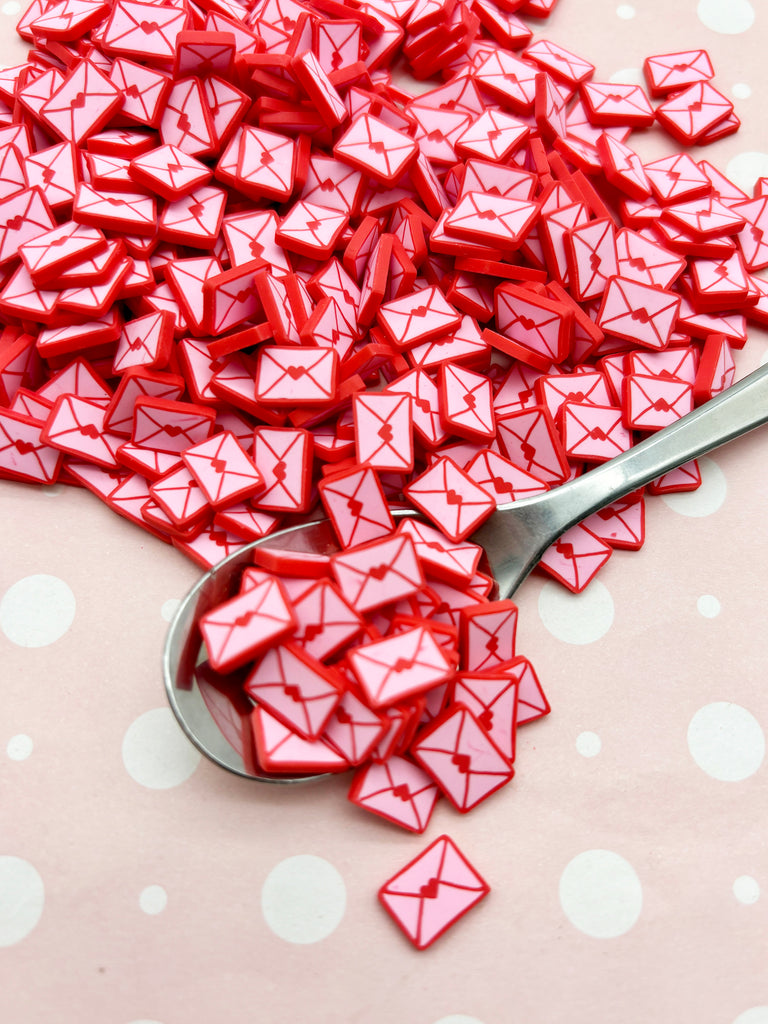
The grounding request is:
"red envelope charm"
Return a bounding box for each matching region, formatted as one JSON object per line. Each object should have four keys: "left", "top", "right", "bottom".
{"left": 377, "top": 285, "right": 460, "bottom": 350}
{"left": 378, "top": 834, "right": 489, "bottom": 949}
{"left": 158, "top": 184, "right": 226, "bottom": 248}
{"left": 112, "top": 311, "right": 174, "bottom": 373}
{"left": 348, "top": 755, "right": 440, "bottom": 833}
{"left": 525, "top": 38, "right": 594, "bottom": 85}
{"left": 396, "top": 518, "right": 482, "bottom": 586}
{"left": 564, "top": 217, "right": 618, "bottom": 302}
{"left": 581, "top": 81, "right": 654, "bottom": 128}
{"left": 561, "top": 401, "right": 632, "bottom": 462}
{"left": 584, "top": 495, "right": 645, "bottom": 550}
{"left": 334, "top": 113, "right": 418, "bottom": 185}
{"left": 251, "top": 705, "right": 349, "bottom": 775}
{"left": 538, "top": 523, "right": 612, "bottom": 593}
{"left": 149, "top": 463, "right": 211, "bottom": 528}
{"left": 455, "top": 109, "right": 529, "bottom": 163}
{"left": 276, "top": 200, "right": 348, "bottom": 260}
{"left": 131, "top": 396, "right": 215, "bottom": 454}
{"left": 40, "top": 60, "right": 122, "bottom": 146}
{"left": 452, "top": 670, "right": 519, "bottom": 762}
{"left": 597, "top": 277, "right": 680, "bottom": 350}
{"left": 496, "top": 406, "right": 570, "bottom": 485}
{"left": 353, "top": 392, "right": 413, "bottom": 471}
{"left": 494, "top": 283, "right": 573, "bottom": 368}
{"left": 102, "top": 0, "right": 188, "bottom": 63}
{"left": 347, "top": 625, "right": 453, "bottom": 707}
{"left": 200, "top": 575, "right": 295, "bottom": 673}
{"left": 222, "top": 210, "right": 291, "bottom": 274}
{"left": 466, "top": 449, "right": 549, "bottom": 505}
{"left": 321, "top": 687, "right": 387, "bottom": 766}
{"left": 252, "top": 427, "right": 312, "bottom": 513}
{"left": 473, "top": 48, "right": 537, "bottom": 113}
{"left": 411, "top": 703, "right": 514, "bottom": 812}
{"left": 129, "top": 145, "right": 211, "bottom": 202}
{"left": 255, "top": 347, "right": 338, "bottom": 406}
{"left": 182, "top": 431, "right": 263, "bottom": 507}
{"left": 624, "top": 374, "right": 693, "bottom": 431}
{"left": 655, "top": 81, "right": 733, "bottom": 145}
{"left": 41, "top": 395, "right": 121, "bottom": 468}
{"left": 236, "top": 126, "right": 296, "bottom": 202}
{"left": 384, "top": 368, "right": 448, "bottom": 450}
{"left": 460, "top": 599, "right": 518, "bottom": 673}
{"left": 0, "top": 187, "right": 57, "bottom": 266}
{"left": 331, "top": 533, "right": 424, "bottom": 613}
{"left": 291, "top": 49, "right": 348, "bottom": 129}
{"left": 615, "top": 228, "right": 686, "bottom": 289}
{"left": 74, "top": 183, "right": 156, "bottom": 235}
{"left": 444, "top": 192, "right": 539, "bottom": 251}
{"left": 405, "top": 456, "right": 496, "bottom": 542}
{"left": 291, "top": 578, "right": 363, "bottom": 662}
{"left": 319, "top": 464, "right": 394, "bottom": 549}
{"left": 502, "top": 655, "right": 550, "bottom": 725}
{"left": 244, "top": 642, "right": 343, "bottom": 741}
{"left": 18, "top": 221, "right": 105, "bottom": 286}
{"left": 643, "top": 48, "right": 715, "bottom": 97}
{"left": 0, "top": 408, "right": 63, "bottom": 485}
{"left": 109, "top": 58, "right": 171, "bottom": 128}
{"left": 24, "top": 142, "right": 79, "bottom": 213}
{"left": 439, "top": 363, "right": 495, "bottom": 442}
{"left": 644, "top": 153, "right": 711, "bottom": 206}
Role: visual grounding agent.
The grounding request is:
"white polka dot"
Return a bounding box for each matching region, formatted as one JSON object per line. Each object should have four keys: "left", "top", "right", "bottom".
{"left": 1, "top": 1, "right": 21, "bottom": 14}
{"left": 732, "top": 83, "right": 752, "bottom": 100}
{"left": 687, "top": 702, "right": 765, "bottom": 781}
{"left": 697, "top": 0, "right": 754, "bottom": 34}
{"left": 616, "top": 5, "right": 635, "bottom": 18}
{"left": 6, "top": 734, "right": 33, "bottom": 760}
{"left": 559, "top": 849, "right": 642, "bottom": 938}
{"left": 661, "top": 456, "right": 726, "bottom": 518}
{"left": 0, "top": 856, "right": 44, "bottom": 946}
{"left": 538, "top": 579, "right": 614, "bottom": 645}
{"left": 261, "top": 855, "right": 345, "bottom": 944}
{"left": 0, "top": 574, "right": 76, "bottom": 647}
{"left": 122, "top": 708, "right": 200, "bottom": 789}
{"left": 160, "top": 598, "right": 180, "bottom": 622}
{"left": 576, "top": 731, "right": 601, "bottom": 757}
{"left": 697, "top": 594, "right": 721, "bottom": 618}
{"left": 432, "top": 1017, "right": 487, "bottom": 1024}
{"left": 726, "top": 152, "right": 768, "bottom": 195}
{"left": 608, "top": 67, "right": 645, "bottom": 87}
{"left": 734, "top": 1010, "right": 768, "bottom": 1024}
{"left": 733, "top": 875, "right": 760, "bottom": 904}
{"left": 139, "top": 885, "right": 167, "bottom": 915}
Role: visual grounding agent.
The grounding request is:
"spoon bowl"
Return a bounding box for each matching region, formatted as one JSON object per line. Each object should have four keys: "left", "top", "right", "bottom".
{"left": 164, "top": 361, "right": 768, "bottom": 781}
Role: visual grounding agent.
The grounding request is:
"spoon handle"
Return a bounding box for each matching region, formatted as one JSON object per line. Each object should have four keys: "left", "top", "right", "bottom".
{"left": 530, "top": 360, "right": 768, "bottom": 537}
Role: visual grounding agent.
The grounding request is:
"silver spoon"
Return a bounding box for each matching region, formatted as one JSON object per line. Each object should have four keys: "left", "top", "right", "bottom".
{"left": 163, "top": 360, "right": 768, "bottom": 782}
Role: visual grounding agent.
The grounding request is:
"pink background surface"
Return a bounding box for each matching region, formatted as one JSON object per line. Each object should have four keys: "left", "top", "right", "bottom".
{"left": 2, "top": 2, "right": 767, "bottom": 1023}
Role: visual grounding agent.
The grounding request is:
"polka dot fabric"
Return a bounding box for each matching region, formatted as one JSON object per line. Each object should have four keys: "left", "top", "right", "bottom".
{"left": 2, "top": 0, "right": 767, "bottom": 1022}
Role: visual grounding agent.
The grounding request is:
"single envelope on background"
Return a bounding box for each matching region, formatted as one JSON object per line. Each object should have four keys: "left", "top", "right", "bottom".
{"left": 348, "top": 625, "right": 453, "bottom": 707}
{"left": 411, "top": 704, "right": 514, "bottom": 812}
{"left": 348, "top": 755, "right": 440, "bottom": 833}
{"left": 538, "top": 523, "right": 612, "bottom": 594}
{"left": 656, "top": 80, "right": 733, "bottom": 142}
{"left": 244, "top": 642, "right": 343, "bottom": 741}
{"left": 331, "top": 532, "right": 424, "bottom": 614}
{"left": 378, "top": 834, "right": 490, "bottom": 950}
{"left": 597, "top": 276, "right": 680, "bottom": 350}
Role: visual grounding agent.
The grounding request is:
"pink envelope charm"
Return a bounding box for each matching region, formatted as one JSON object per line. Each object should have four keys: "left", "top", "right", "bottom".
{"left": 199, "top": 575, "right": 295, "bottom": 673}
{"left": 73, "top": 183, "right": 156, "bottom": 235}
{"left": 615, "top": 228, "right": 686, "bottom": 290}
{"left": 455, "top": 108, "right": 529, "bottom": 163}
{"left": 377, "top": 285, "right": 460, "bottom": 350}
{"left": 18, "top": 221, "right": 105, "bottom": 286}
{"left": 301, "top": 153, "right": 365, "bottom": 218}
{"left": 109, "top": 58, "right": 171, "bottom": 128}
{"left": 444, "top": 191, "right": 539, "bottom": 251}
{"left": 452, "top": 670, "right": 519, "bottom": 762}
{"left": 693, "top": 333, "right": 735, "bottom": 402}
{"left": 404, "top": 456, "right": 496, "bottom": 542}
{"left": 334, "top": 113, "right": 418, "bottom": 185}
{"left": 655, "top": 80, "right": 733, "bottom": 144}
{"left": 396, "top": 518, "right": 482, "bottom": 586}
{"left": 319, "top": 464, "right": 394, "bottom": 549}
{"left": 564, "top": 217, "right": 618, "bottom": 302}
{"left": 276, "top": 200, "right": 348, "bottom": 259}
{"left": 40, "top": 60, "right": 122, "bottom": 147}
{"left": 41, "top": 395, "right": 122, "bottom": 468}
{"left": 291, "top": 49, "right": 348, "bottom": 129}
{"left": 291, "top": 578, "right": 363, "bottom": 662}
{"left": 502, "top": 655, "right": 551, "bottom": 725}
{"left": 112, "top": 311, "right": 174, "bottom": 374}
{"left": 158, "top": 184, "right": 226, "bottom": 248}
{"left": 222, "top": 210, "right": 291, "bottom": 274}
{"left": 384, "top": 369, "right": 448, "bottom": 449}
{"left": 538, "top": 523, "right": 612, "bottom": 593}
{"left": 466, "top": 449, "right": 549, "bottom": 505}
{"left": 525, "top": 37, "right": 594, "bottom": 85}
{"left": 597, "top": 277, "right": 681, "bottom": 350}
{"left": 460, "top": 599, "right": 518, "bottom": 673}
{"left": 584, "top": 495, "right": 645, "bottom": 550}
{"left": 321, "top": 686, "right": 387, "bottom": 765}
{"left": 473, "top": 48, "right": 538, "bottom": 113}
{"left": 643, "top": 48, "right": 715, "bottom": 97}
{"left": 439, "top": 363, "right": 495, "bottom": 443}
{"left": 255, "top": 347, "right": 338, "bottom": 406}
{"left": 353, "top": 392, "right": 413, "bottom": 472}
{"left": 129, "top": 145, "right": 211, "bottom": 202}
{"left": 347, "top": 626, "right": 453, "bottom": 708}
{"left": 102, "top": 0, "right": 188, "bottom": 63}
{"left": 0, "top": 187, "right": 57, "bottom": 266}
{"left": 182, "top": 431, "right": 264, "bottom": 508}
{"left": 149, "top": 463, "right": 211, "bottom": 527}
{"left": 494, "top": 283, "right": 573, "bottom": 367}
{"left": 348, "top": 755, "right": 440, "bottom": 833}
{"left": 159, "top": 76, "right": 216, "bottom": 157}
{"left": 331, "top": 533, "right": 424, "bottom": 613}
{"left": 0, "top": 408, "right": 63, "bottom": 485}
{"left": 378, "top": 834, "right": 489, "bottom": 949}
{"left": 131, "top": 396, "right": 216, "bottom": 454}
{"left": 252, "top": 427, "right": 312, "bottom": 513}
{"left": 561, "top": 401, "right": 632, "bottom": 462}
{"left": 411, "top": 703, "right": 514, "bottom": 812}
{"left": 202, "top": 260, "right": 264, "bottom": 336}
{"left": 236, "top": 126, "right": 296, "bottom": 202}
{"left": 581, "top": 81, "right": 654, "bottom": 128}
{"left": 623, "top": 374, "right": 693, "bottom": 431}
{"left": 644, "top": 153, "right": 711, "bottom": 206}
{"left": 495, "top": 406, "right": 570, "bottom": 486}
{"left": 251, "top": 706, "right": 349, "bottom": 775}
{"left": 244, "top": 642, "right": 343, "bottom": 740}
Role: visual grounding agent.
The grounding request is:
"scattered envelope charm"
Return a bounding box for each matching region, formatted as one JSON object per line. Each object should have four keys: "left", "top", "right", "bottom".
{"left": 348, "top": 755, "right": 440, "bottom": 833}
